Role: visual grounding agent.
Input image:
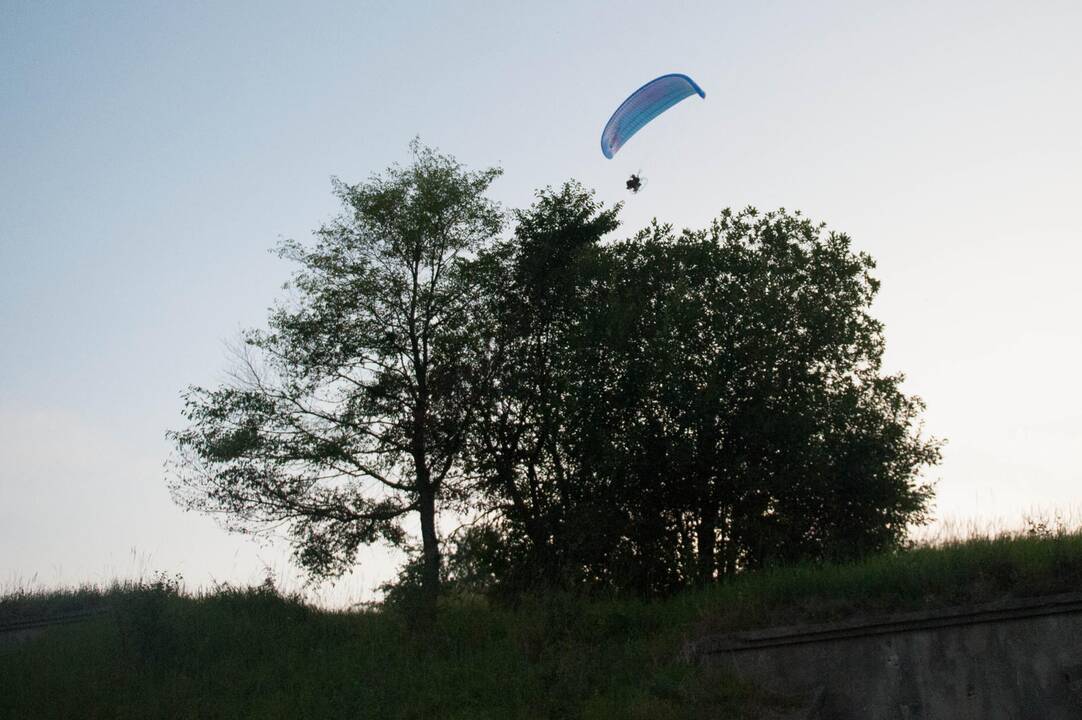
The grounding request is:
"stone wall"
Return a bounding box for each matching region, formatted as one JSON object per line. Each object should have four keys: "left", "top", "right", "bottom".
{"left": 691, "top": 592, "right": 1082, "bottom": 719}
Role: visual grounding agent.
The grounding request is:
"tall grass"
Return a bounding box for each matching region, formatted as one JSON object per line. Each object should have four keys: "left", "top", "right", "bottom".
{"left": 4, "top": 526, "right": 1082, "bottom": 719}
{"left": 0, "top": 578, "right": 780, "bottom": 720}
{"left": 685, "top": 525, "right": 1082, "bottom": 636}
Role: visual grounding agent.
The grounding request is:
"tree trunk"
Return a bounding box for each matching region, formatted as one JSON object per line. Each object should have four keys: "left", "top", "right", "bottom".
{"left": 501, "top": 457, "right": 557, "bottom": 586}
{"left": 411, "top": 339, "right": 441, "bottom": 617}
{"left": 719, "top": 506, "right": 737, "bottom": 577}
{"left": 697, "top": 502, "right": 718, "bottom": 584}
{"left": 418, "top": 478, "right": 441, "bottom": 610}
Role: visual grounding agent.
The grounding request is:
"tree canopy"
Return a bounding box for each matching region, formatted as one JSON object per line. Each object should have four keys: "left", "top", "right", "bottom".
{"left": 168, "top": 142, "right": 502, "bottom": 609}
{"left": 169, "top": 146, "right": 940, "bottom": 605}
{"left": 459, "top": 199, "right": 940, "bottom": 596}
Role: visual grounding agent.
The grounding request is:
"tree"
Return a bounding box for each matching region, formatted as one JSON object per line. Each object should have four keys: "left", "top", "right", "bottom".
{"left": 167, "top": 142, "right": 502, "bottom": 609}
{"left": 578, "top": 209, "right": 941, "bottom": 591}
{"left": 466, "top": 205, "right": 941, "bottom": 597}
{"left": 461, "top": 182, "right": 620, "bottom": 591}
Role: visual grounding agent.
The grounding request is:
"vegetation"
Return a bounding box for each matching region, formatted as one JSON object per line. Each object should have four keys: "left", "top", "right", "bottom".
{"left": 168, "top": 142, "right": 503, "bottom": 609}
{"left": 1, "top": 578, "right": 778, "bottom": 720}
{"left": 5, "top": 528, "right": 1082, "bottom": 719}
{"left": 167, "top": 143, "right": 940, "bottom": 609}
{"left": 462, "top": 193, "right": 940, "bottom": 597}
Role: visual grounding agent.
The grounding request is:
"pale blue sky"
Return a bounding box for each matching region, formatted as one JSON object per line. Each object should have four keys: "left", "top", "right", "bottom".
{"left": 3, "top": 1, "right": 1081, "bottom": 603}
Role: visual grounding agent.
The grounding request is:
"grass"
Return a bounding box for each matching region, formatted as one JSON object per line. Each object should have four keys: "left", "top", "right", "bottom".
{"left": 0, "top": 578, "right": 781, "bottom": 720}
{"left": 683, "top": 527, "right": 1082, "bottom": 636}
{"left": 4, "top": 527, "right": 1082, "bottom": 719}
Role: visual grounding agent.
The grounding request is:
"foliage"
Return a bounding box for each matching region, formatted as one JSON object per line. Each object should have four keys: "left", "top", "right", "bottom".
{"left": 464, "top": 201, "right": 940, "bottom": 597}
{"left": 0, "top": 579, "right": 779, "bottom": 719}
{"left": 6, "top": 531, "right": 1082, "bottom": 718}
{"left": 168, "top": 142, "right": 939, "bottom": 604}
{"left": 461, "top": 182, "right": 621, "bottom": 592}
{"left": 167, "top": 141, "right": 502, "bottom": 606}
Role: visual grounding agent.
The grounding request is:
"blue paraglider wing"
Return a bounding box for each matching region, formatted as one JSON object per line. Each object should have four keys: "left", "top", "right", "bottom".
{"left": 601, "top": 73, "right": 705, "bottom": 159}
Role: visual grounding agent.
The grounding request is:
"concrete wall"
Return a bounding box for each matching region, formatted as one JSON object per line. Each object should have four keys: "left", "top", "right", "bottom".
{"left": 691, "top": 593, "right": 1082, "bottom": 719}
{"left": 0, "top": 609, "right": 107, "bottom": 653}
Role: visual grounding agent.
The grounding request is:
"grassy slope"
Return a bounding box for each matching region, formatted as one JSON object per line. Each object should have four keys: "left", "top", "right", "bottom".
{"left": 3, "top": 531, "right": 1082, "bottom": 720}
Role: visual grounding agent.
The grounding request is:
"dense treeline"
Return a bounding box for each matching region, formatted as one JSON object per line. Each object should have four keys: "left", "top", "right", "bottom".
{"left": 168, "top": 144, "right": 940, "bottom": 610}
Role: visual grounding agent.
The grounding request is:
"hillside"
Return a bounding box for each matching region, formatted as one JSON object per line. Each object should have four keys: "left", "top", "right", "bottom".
{"left": 4, "top": 529, "right": 1082, "bottom": 719}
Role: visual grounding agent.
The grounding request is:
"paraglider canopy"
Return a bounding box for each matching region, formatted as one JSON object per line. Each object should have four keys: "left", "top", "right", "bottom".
{"left": 601, "top": 73, "right": 705, "bottom": 159}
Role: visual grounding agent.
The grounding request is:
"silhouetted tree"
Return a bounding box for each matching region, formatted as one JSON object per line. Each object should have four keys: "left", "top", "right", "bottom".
{"left": 170, "top": 151, "right": 939, "bottom": 605}
{"left": 466, "top": 205, "right": 940, "bottom": 596}
{"left": 580, "top": 210, "right": 940, "bottom": 592}
{"left": 167, "top": 142, "right": 502, "bottom": 610}
{"left": 461, "top": 183, "right": 620, "bottom": 591}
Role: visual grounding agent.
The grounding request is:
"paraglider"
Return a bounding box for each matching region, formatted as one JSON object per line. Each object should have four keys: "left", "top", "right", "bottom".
{"left": 626, "top": 174, "right": 643, "bottom": 193}
{"left": 600, "top": 73, "right": 705, "bottom": 160}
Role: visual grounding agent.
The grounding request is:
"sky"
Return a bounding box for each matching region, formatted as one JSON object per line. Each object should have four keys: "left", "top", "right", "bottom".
{"left": 2, "top": 1, "right": 1081, "bottom": 605}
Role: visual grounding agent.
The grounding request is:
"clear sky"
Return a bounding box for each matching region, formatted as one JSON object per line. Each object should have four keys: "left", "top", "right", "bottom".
{"left": 3, "top": 1, "right": 1081, "bottom": 604}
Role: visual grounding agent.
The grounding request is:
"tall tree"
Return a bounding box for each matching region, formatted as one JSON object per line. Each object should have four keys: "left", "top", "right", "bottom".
{"left": 576, "top": 209, "right": 941, "bottom": 591}
{"left": 463, "top": 205, "right": 941, "bottom": 597}
{"left": 168, "top": 142, "right": 502, "bottom": 608}
{"left": 462, "top": 182, "right": 620, "bottom": 590}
